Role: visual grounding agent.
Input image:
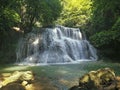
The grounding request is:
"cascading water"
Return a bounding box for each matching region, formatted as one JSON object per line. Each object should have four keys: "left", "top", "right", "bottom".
{"left": 16, "top": 26, "right": 98, "bottom": 65}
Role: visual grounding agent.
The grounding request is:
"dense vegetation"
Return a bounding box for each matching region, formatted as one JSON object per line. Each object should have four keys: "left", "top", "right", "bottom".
{"left": 0, "top": 0, "right": 120, "bottom": 63}
{"left": 56, "top": 0, "right": 92, "bottom": 28}
{"left": 90, "top": 0, "right": 120, "bottom": 60}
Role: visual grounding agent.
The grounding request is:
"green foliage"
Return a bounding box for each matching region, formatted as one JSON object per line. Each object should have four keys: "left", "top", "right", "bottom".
{"left": 0, "top": 0, "right": 21, "bottom": 64}
{"left": 0, "top": 1, "right": 20, "bottom": 30}
{"left": 13, "top": 0, "right": 62, "bottom": 32}
{"left": 90, "top": 17, "right": 120, "bottom": 59}
{"left": 39, "top": 0, "right": 62, "bottom": 27}
{"left": 56, "top": 0, "right": 92, "bottom": 28}
{"left": 90, "top": 0, "right": 120, "bottom": 46}
{"left": 112, "top": 17, "right": 120, "bottom": 31}
{"left": 91, "top": 0, "right": 120, "bottom": 32}
{"left": 89, "top": 0, "right": 120, "bottom": 59}
{"left": 90, "top": 30, "right": 119, "bottom": 47}
{"left": 0, "top": 0, "right": 20, "bottom": 49}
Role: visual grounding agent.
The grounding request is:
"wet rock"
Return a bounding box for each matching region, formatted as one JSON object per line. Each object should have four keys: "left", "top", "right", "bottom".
{"left": 0, "top": 71, "right": 34, "bottom": 88}
{"left": 70, "top": 68, "right": 120, "bottom": 90}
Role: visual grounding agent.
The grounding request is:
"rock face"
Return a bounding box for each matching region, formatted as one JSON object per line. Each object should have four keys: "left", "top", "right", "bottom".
{"left": 0, "top": 71, "right": 34, "bottom": 90}
{"left": 69, "top": 68, "right": 120, "bottom": 90}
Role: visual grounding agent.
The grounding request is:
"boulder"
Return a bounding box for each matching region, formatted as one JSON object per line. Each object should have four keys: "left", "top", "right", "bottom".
{"left": 0, "top": 71, "right": 34, "bottom": 89}
{"left": 69, "top": 68, "right": 120, "bottom": 90}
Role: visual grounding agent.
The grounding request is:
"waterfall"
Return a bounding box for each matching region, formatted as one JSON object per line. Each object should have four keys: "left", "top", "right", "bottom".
{"left": 16, "top": 26, "right": 98, "bottom": 65}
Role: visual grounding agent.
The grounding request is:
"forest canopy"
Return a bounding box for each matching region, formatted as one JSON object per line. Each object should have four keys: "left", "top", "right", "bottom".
{"left": 56, "top": 0, "right": 92, "bottom": 28}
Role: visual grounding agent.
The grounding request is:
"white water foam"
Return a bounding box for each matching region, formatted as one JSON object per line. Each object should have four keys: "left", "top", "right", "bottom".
{"left": 16, "top": 26, "right": 98, "bottom": 65}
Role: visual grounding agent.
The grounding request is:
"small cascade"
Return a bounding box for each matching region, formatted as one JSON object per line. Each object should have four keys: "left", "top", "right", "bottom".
{"left": 16, "top": 26, "right": 98, "bottom": 65}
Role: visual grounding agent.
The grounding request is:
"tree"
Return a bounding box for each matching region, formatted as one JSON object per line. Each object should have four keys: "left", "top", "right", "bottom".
{"left": 0, "top": 0, "right": 62, "bottom": 63}
{"left": 56, "top": 0, "right": 92, "bottom": 29}
{"left": 0, "top": 0, "right": 21, "bottom": 63}
{"left": 39, "top": 0, "right": 62, "bottom": 27}
{"left": 90, "top": 0, "right": 120, "bottom": 33}
{"left": 0, "top": 0, "right": 20, "bottom": 49}
{"left": 13, "top": 0, "right": 62, "bottom": 33}
{"left": 89, "top": 0, "right": 120, "bottom": 60}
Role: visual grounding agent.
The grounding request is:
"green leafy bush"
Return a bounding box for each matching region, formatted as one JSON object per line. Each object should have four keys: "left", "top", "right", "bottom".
{"left": 90, "top": 30, "right": 120, "bottom": 47}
